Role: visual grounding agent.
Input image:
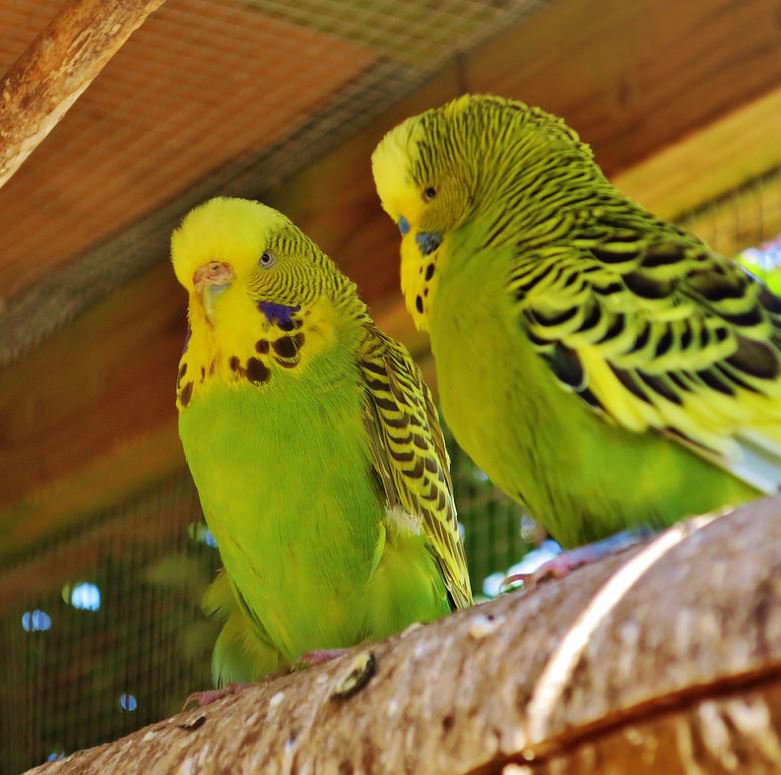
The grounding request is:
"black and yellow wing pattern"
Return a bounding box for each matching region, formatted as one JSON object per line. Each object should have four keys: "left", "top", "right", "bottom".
{"left": 359, "top": 326, "right": 472, "bottom": 609}
{"left": 509, "top": 206, "right": 781, "bottom": 493}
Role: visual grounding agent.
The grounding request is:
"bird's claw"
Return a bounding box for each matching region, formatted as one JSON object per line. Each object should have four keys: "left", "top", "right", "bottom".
{"left": 503, "top": 552, "right": 590, "bottom": 590}
{"left": 182, "top": 682, "right": 246, "bottom": 710}
{"left": 296, "top": 648, "right": 348, "bottom": 668}
{"left": 503, "top": 528, "right": 656, "bottom": 591}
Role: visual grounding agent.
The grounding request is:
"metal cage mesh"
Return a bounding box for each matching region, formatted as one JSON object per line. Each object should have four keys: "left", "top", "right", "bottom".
{"left": 0, "top": 0, "right": 545, "bottom": 301}
{"left": 0, "top": 448, "right": 531, "bottom": 772}
{"left": 0, "top": 475, "right": 219, "bottom": 772}
{"left": 2, "top": 0, "right": 781, "bottom": 769}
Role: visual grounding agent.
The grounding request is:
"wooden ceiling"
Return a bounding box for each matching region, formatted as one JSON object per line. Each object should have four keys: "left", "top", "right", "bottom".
{"left": 0, "top": 0, "right": 374, "bottom": 299}
{"left": 0, "top": 0, "right": 536, "bottom": 318}
{"left": 2, "top": 0, "right": 781, "bottom": 561}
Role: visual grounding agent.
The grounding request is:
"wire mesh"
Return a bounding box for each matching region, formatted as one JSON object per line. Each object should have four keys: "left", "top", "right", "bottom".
{"left": 3, "top": 0, "right": 781, "bottom": 770}
{"left": 0, "top": 474, "right": 220, "bottom": 773}
{"left": 0, "top": 0, "right": 545, "bottom": 303}
{"left": 677, "top": 166, "right": 781, "bottom": 261}
{"left": 0, "top": 447, "right": 530, "bottom": 772}
{"left": 4, "top": 166, "right": 781, "bottom": 771}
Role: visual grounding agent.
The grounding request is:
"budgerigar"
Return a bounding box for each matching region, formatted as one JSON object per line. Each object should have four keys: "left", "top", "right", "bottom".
{"left": 172, "top": 197, "right": 471, "bottom": 686}
{"left": 372, "top": 94, "right": 781, "bottom": 551}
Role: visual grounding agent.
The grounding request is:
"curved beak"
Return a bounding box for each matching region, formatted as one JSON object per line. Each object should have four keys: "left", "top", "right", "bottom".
{"left": 415, "top": 231, "right": 442, "bottom": 257}
{"left": 193, "top": 261, "right": 234, "bottom": 322}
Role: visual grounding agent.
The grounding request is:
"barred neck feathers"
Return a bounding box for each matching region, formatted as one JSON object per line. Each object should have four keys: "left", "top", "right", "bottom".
{"left": 445, "top": 98, "right": 610, "bottom": 247}
{"left": 372, "top": 95, "right": 613, "bottom": 330}
{"left": 176, "top": 291, "right": 367, "bottom": 411}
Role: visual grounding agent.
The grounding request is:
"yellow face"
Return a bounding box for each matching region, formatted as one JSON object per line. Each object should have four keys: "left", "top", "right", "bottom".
{"left": 171, "top": 197, "right": 318, "bottom": 321}
{"left": 171, "top": 197, "right": 349, "bottom": 408}
{"left": 371, "top": 100, "right": 474, "bottom": 331}
{"left": 373, "top": 95, "right": 596, "bottom": 334}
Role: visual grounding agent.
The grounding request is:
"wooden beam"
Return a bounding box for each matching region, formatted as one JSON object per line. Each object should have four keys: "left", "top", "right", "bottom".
{"left": 614, "top": 87, "right": 781, "bottom": 221}
{"left": 3, "top": 0, "right": 781, "bottom": 559}
{"left": 0, "top": 0, "right": 167, "bottom": 188}
{"left": 7, "top": 0, "right": 781, "bottom": 367}
{"left": 0, "top": 263, "right": 186, "bottom": 561}
{"left": 26, "top": 498, "right": 781, "bottom": 773}
{"left": 0, "top": 0, "right": 376, "bottom": 311}
{"left": 466, "top": 0, "right": 781, "bottom": 176}
{"left": 267, "top": 0, "right": 781, "bottom": 337}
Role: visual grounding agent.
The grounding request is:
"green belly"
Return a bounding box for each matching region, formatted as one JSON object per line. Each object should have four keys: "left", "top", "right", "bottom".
{"left": 181, "top": 375, "right": 379, "bottom": 660}
{"left": 180, "top": 367, "right": 449, "bottom": 663}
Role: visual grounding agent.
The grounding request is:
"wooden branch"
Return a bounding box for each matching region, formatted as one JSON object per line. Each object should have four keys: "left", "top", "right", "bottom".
{"left": 0, "top": 0, "right": 166, "bottom": 188}
{"left": 29, "top": 496, "right": 781, "bottom": 774}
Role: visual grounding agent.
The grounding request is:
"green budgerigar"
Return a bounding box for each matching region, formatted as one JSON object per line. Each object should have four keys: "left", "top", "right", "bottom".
{"left": 172, "top": 197, "right": 471, "bottom": 686}
{"left": 372, "top": 94, "right": 781, "bottom": 551}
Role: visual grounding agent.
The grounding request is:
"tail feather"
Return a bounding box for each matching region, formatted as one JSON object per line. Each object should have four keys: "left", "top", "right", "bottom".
{"left": 731, "top": 429, "right": 781, "bottom": 495}
{"left": 203, "top": 570, "right": 285, "bottom": 685}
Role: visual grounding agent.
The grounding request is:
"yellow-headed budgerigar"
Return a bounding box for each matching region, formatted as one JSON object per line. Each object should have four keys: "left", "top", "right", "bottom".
{"left": 172, "top": 197, "right": 471, "bottom": 688}
{"left": 371, "top": 94, "right": 781, "bottom": 564}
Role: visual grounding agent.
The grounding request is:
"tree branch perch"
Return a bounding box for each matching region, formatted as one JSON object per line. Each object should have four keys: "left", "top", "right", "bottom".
{"left": 0, "top": 0, "right": 167, "bottom": 189}
{"left": 29, "top": 496, "right": 781, "bottom": 774}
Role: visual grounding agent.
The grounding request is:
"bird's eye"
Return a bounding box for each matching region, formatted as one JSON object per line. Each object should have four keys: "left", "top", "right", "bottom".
{"left": 423, "top": 186, "right": 437, "bottom": 202}
{"left": 259, "top": 250, "right": 277, "bottom": 269}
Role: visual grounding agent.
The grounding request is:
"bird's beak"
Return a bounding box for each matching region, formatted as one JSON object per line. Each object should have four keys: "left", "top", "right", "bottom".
{"left": 193, "top": 261, "right": 235, "bottom": 322}
{"left": 416, "top": 231, "right": 442, "bottom": 256}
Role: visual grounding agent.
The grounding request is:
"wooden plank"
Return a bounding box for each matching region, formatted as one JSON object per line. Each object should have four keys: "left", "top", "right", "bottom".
{"left": 0, "top": 0, "right": 375, "bottom": 305}
{"left": 467, "top": 0, "right": 781, "bottom": 176}
{"left": 6, "top": 0, "right": 781, "bottom": 364}
{"left": 0, "top": 264, "right": 186, "bottom": 559}
{"left": 3, "top": 0, "right": 781, "bottom": 559}
{"left": 272, "top": 0, "right": 781, "bottom": 297}
{"left": 614, "top": 87, "right": 781, "bottom": 221}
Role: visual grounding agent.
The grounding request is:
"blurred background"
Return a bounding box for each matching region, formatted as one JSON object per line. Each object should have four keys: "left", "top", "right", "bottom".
{"left": 1, "top": 0, "right": 780, "bottom": 771}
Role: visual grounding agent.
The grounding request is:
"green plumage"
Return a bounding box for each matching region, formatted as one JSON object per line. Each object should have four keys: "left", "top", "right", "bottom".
{"left": 372, "top": 94, "right": 781, "bottom": 548}
{"left": 173, "top": 198, "right": 471, "bottom": 685}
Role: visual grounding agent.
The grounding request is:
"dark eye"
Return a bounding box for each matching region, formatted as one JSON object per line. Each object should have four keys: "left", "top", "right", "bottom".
{"left": 423, "top": 186, "right": 437, "bottom": 202}
{"left": 259, "top": 250, "right": 277, "bottom": 269}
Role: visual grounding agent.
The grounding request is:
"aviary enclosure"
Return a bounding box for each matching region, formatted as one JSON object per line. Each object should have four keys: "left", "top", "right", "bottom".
{"left": 1, "top": 1, "right": 781, "bottom": 773}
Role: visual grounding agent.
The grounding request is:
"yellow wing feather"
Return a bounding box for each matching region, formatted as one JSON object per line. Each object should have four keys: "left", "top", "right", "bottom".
{"left": 359, "top": 326, "right": 472, "bottom": 609}
{"left": 511, "top": 220, "right": 781, "bottom": 493}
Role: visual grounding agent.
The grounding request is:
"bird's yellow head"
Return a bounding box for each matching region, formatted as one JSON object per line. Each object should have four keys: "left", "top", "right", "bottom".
{"left": 371, "top": 94, "right": 591, "bottom": 330}
{"left": 171, "top": 197, "right": 361, "bottom": 408}
{"left": 371, "top": 95, "right": 477, "bottom": 331}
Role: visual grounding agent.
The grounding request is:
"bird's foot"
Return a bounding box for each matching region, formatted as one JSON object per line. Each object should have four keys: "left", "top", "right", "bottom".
{"left": 182, "top": 682, "right": 247, "bottom": 710}
{"left": 296, "top": 648, "right": 348, "bottom": 668}
{"left": 504, "top": 528, "right": 655, "bottom": 590}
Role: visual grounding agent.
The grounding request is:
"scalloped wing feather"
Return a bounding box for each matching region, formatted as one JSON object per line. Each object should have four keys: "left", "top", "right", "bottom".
{"left": 359, "top": 326, "right": 472, "bottom": 609}
{"left": 511, "top": 215, "right": 781, "bottom": 495}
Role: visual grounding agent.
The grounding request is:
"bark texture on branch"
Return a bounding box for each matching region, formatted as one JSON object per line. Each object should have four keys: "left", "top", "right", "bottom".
{"left": 29, "top": 496, "right": 781, "bottom": 774}
{"left": 0, "top": 0, "right": 166, "bottom": 188}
